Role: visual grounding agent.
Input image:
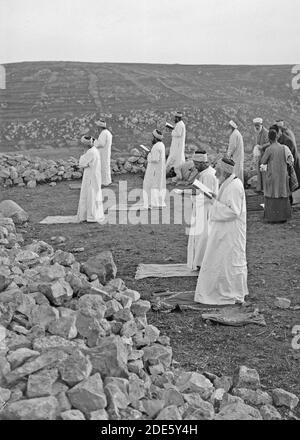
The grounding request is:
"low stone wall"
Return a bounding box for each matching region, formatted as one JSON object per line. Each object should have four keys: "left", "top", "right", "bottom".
{"left": 0, "top": 211, "right": 298, "bottom": 420}
{"left": 0, "top": 148, "right": 147, "bottom": 189}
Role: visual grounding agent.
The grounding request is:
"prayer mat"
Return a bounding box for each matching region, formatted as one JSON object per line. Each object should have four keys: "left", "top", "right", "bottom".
{"left": 135, "top": 263, "right": 199, "bottom": 280}
{"left": 39, "top": 215, "right": 79, "bottom": 224}
{"left": 69, "top": 183, "right": 82, "bottom": 190}
{"left": 109, "top": 204, "right": 165, "bottom": 212}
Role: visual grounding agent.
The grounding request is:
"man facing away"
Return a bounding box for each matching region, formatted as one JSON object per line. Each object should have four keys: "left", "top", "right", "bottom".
{"left": 186, "top": 151, "right": 219, "bottom": 271}
{"left": 252, "top": 117, "right": 269, "bottom": 193}
{"left": 166, "top": 112, "right": 186, "bottom": 181}
{"left": 227, "top": 120, "right": 245, "bottom": 185}
{"left": 194, "top": 157, "right": 248, "bottom": 305}
{"left": 143, "top": 129, "right": 166, "bottom": 209}
{"left": 275, "top": 120, "right": 300, "bottom": 196}
{"left": 94, "top": 118, "right": 113, "bottom": 187}
{"left": 77, "top": 135, "right": 105, "bottom": 223}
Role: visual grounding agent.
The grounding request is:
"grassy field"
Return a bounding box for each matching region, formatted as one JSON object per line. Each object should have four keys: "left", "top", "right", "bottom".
{"left": 1, "top": 174, "right": 300, "bottom": 415}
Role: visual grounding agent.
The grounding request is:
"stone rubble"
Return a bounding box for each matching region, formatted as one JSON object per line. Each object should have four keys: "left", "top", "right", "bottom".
{"left": 0, "top": 213, "right": 299, "bottom": 420}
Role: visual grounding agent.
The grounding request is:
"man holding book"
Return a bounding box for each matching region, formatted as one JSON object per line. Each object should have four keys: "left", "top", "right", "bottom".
{"left": 143, "top": 129, "right": 166, "bottom": 209}
{"left": 165, "top": 112, "right": 186, "bottom": 180}
{"left": 194, "top": 157, "right": 248, "bottom": 305}
{"left": 186, "top": 151, "right": 219, "bottom": 271}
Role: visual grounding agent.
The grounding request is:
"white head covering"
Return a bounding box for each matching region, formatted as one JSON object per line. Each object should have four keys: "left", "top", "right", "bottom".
{"left": 175, "top": 111, "right": 183, "bottom": 118}
{"left": 229, "top": 120, "right": 238, "bottom": 129}
{"left": 152, "top": 129, "right": 163, "bottom": 141}
{"left": 95, "top": 119, "right": 107, "bottom": 128}
{"left": 193, "top": 152, "right": 208, "bottom": 163}
{"left": 253, "top": 118, "right": 263, "bottom": 124}
{"left": 219, "top": 158, "right": 235, "bottom": 174}
{"left": 275, "top": 120, "right": 284, "bottom": 128}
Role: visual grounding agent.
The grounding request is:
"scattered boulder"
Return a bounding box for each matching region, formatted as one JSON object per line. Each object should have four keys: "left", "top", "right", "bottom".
{"left": 272, "top": 388, "right": 299, "bottom": 410}
{"left": 0, "top": 200, "right": 29, "bottom": 225}
{"left": 81, "top": 252, "right": 117, "bottom": 284}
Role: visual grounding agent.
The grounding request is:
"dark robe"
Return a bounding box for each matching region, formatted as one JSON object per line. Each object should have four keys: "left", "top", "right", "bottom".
{"left": 278, "top": 130, "right": 300, "bottom": 190}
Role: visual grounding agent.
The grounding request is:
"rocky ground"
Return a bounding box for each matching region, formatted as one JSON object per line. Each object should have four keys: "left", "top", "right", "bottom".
{"left": 0, "top": 173, "right": 300, "bottom": 420}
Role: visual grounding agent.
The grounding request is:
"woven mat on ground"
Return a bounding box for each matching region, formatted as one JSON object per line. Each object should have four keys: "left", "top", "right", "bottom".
{"left": 135, "top": 263, "right": 198, "bottom": 280}
{"left": 109, "top": 204, "right": 165, "bottom": 212}
{"left": 151, "top": 291, "right": 266, "bottom": 326}
{"left": 69, "top": 183, "right": 82, "bottom": 190}
{"left": 40, "top": 215, "right": 79, "bottom": 224}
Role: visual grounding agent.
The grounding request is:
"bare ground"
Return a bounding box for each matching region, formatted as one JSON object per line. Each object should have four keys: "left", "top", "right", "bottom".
{"left": 1, "top": 174, "right": 300, "bottom": 415}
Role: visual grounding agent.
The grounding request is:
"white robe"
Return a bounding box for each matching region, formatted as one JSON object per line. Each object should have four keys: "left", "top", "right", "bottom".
{"left": 77, "top": 146, "right": 105, "bottom": 222}
{"left": 94, "top": 129, "right": 113, "bottom": 186}
{"left": 143, "top": 141, "right": 166, "bottom": 208}
{"left": 166, "top": 120, "right": 186, "bottom": 171}
{"left": 187, "top": 166, "right": 219, "bottom": 270}
{"left": 227, "top": 129, "right": 244, "bottom": 184}
{"left": 194, "top": 175, "right": 248, "bottom": 305}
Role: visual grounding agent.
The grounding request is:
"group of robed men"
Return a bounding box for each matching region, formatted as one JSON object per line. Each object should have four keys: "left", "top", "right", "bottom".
{"left": 76, "top": 112, "right": 299, "bottom": 306}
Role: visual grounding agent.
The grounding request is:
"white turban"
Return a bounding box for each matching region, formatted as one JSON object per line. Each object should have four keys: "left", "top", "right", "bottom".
{"left": 253, "top": 118, "right": 263, "bottom": 124}
{"left": 152, "top": 129, "right": 163, "bottom": 141}
{"left": 95, "top": 119, "right": 107, "bottom": 128}
{"left": 229, "top": 120, "right": 238, "bottom": 129}
{"left": 193, "top": 152, "right": 208, "bottom": 163}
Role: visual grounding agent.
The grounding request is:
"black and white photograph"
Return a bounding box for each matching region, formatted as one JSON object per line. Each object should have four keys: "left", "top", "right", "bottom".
{"left": 0, "top": 0, "right": 300, "bottom": 424}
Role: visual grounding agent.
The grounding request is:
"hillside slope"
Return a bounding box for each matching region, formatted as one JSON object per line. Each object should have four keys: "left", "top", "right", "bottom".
{"left": 0, "top": 62, "right": 299, "bottom": 155}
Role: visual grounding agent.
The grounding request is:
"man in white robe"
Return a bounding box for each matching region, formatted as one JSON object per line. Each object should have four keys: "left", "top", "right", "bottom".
{"left": 94, "top": 119, "right": 113, "bottom": 186}
{"left": 187, "top": 151, "right": 219, "bottom": 270}
{"left": 166, "top": 112, "right": 186, "bottom": 180}
{"left": 143, "top": 129, "right": 166, "bottom": 209}
{"left": 194, "top": 157, "right": 248, "bottom": 305}
{"left": 77, "top": 136, "right": 105, "bottom": 223}
{"left": 227, "top": 120, "right": 245, "bottom": 184}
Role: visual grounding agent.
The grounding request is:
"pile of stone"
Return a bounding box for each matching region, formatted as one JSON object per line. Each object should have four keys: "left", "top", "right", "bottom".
{"left": 0, "top": 215, "right": 299, "bottom": 420}
{"left": 0, "top": 149, "right": 148, "bottom": 189}
{"left": 0, "top": 154, "right": 83, "bottom": 188}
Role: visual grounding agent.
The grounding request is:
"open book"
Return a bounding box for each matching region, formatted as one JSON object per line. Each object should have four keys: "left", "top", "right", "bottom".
{"left": 139, "top": 144, "right": 150, "bottom": 153}
{"left": 192, "top": 179, "right": 214, "bottom": 199}
{"left": 165, "top": 122, "right": 174, "bottom": 130}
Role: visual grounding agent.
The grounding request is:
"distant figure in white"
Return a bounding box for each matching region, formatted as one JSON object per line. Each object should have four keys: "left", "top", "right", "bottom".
{"left": 187, "top": 151, "right": 219, "bottom": 271}
{"left": 77, "top": 136, "right": 105, "bottom": 223}
{"left": 94, "top": 118, "right": 113, "bottom": 186}
{"left": 143, "top": 129, "right": 166, "bottom": 209}
{"left": 194, "top": 157, "right": 248, "bottom": 305}
{"left": 226, "top": 120, "right": 244, "bottom": 185}
{"left": 166, "top": 112, "right": 186, "bottom": 181}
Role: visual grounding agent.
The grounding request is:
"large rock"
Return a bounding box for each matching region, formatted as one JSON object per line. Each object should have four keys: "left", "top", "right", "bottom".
{"left": 0, "top": 396, "right": 58, "bottom": 420}
{"left": 38, "top": 279, "right": 73, "bottom": 306}
{"left": 272, "top": 388, "right": 299, "bottom": 410}
{"left": 156, "top": 405, "right": 182, "bottom": 420}
{"left": 88, "top": 335, "right": 129, "bottom": 379}
{"left": 67, "top": 373, "right": 107, "bottom": 415}
{"left": 233, "top": 366, "right": 261, "bottom": 390}
{"left": 52, "top": 250, "right": 76, "bottom": 267}
{"left": 4, "top": 350, "right": 68, "bottom": 385}
{"left": 81, "top": 251, "right": 117, "bottom": 284}
{"left": 0, "top": 200, "right": 29, "bottom": 225}
{"left": 143, "top": 344, "right": 172, "bottom": 369}
{"left": 215, "top": 401, "right": 263, "bottom": 420}
{"left": 60, "top": 409, "right": 86, "bottom": 420}
{"left": 6, "top": 348, "right": 40, "bottom": 369}
{"left": 232, "top": 388, "right": 272, "bottom": 406}
{"left": 58, "top": 351, "right": 92, "bottom": 386}
{"left": 176, "top": 372, "right": 214, "bottom": 400}
{"left": 260, "top": 404, "right": 282, "bottom": 420}
{"left": 27, "top": 368, "right": 58, "bottom": 398}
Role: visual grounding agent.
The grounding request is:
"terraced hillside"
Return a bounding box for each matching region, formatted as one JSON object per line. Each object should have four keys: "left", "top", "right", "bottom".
{"left": 0, "top": 62, "right": 299, "bottom": 156}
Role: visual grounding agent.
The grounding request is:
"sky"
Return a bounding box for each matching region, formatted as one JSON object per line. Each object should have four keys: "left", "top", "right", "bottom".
{"left": 1, "top": 0, "right": 300, "bottom": 65}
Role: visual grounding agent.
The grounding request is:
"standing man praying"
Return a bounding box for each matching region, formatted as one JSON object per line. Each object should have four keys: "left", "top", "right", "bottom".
{"left": 94, "top": 118, "right": 113, "bottom": 187}
{"left": 143, "top": 129, "right": 166, "bottom": 209}
{"left": 166, "top": 112, "right": 186, "bottom": 181}
{"left": 77, "top": 136, "right": 105, "bottom": 223}
{"left": 194, "top": 157, "right": 248, "bottom": 305}
{"left": 227, "top": 120, "right": 245, "bottom": 185}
